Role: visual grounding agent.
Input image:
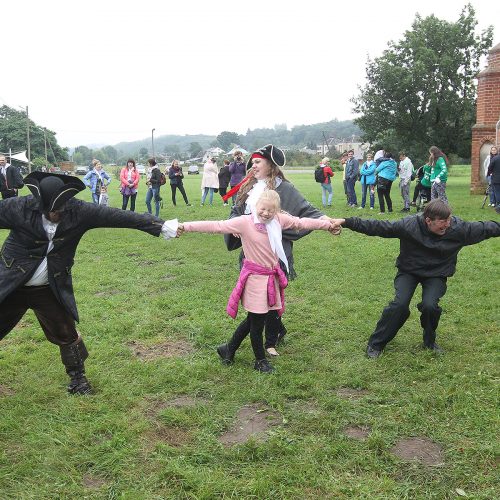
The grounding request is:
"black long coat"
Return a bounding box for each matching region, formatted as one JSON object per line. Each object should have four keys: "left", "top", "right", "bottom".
{"left": 0, "top": 195, "right": 164, "bottom": 321}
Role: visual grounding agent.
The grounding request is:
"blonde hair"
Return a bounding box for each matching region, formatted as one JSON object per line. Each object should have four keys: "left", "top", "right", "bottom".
{"left": 256, "top": 190, "right": 281, "bottom": 211}
{"left": 322, "top": 157, "right": 330, "bottom": 163}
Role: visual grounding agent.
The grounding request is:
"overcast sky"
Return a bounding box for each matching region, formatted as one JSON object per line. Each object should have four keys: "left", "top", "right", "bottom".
{"left": 1, "top": 0, "right": 498, "bottom": 148}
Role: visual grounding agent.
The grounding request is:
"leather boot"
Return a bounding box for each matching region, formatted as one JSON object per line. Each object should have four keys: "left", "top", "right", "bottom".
{"left": 60, "top": 336, "right": 92, "bottom": 395}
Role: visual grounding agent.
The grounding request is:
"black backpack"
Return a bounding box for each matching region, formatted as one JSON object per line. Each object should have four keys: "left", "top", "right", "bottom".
{"left": 314, "top": 166, "right": 325, "bottom": 183}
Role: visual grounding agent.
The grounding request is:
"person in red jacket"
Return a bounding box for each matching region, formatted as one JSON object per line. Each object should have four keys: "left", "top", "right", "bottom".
{"left": 319, "top": 157, "right": 335, "bottom": 207}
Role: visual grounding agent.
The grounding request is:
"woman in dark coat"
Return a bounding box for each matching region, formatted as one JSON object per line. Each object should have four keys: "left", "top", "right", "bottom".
{"left": 168, "top": 159, "right": 191, "bottom": 206}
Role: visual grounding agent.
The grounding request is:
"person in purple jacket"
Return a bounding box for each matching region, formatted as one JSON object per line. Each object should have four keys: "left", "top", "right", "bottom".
{"left": 228, "top": 151, "right": 247, "bottom": 205}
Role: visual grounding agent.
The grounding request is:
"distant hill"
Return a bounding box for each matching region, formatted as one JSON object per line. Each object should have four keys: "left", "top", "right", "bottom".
{"left": 109, "top": 119, "right": 361, "bottom": 154}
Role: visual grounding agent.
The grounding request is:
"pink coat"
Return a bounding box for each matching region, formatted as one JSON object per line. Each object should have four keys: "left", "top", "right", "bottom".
{"left": 183, "top": 213, "right": 331, "bottom": 314}
{"left": 120, "top": 167, "right": 140, "bottom": 189}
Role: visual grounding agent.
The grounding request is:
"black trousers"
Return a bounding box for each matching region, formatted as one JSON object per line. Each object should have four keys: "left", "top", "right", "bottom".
{"left": 1, "top": 190, "right": 17, "bottom": 199}
{"left": 377, "top": 179, "right": 393, "bottom": 212}
{"left": 228, "top": 312, "right": 268, "bottom": 360}
{"left": 368, "top": 272, "right": 447, "bottom": 350}
{"left": 122, "top": 193, "right": 137, "bottom": 211}
{"left": 0, "top": 286, "right": 78, "bottom": 345}
{"left": 171, "top": 183, "right": 189, "bottom": 205}
{"left": 219, "top": 187, "right": 228, "bottom": 198}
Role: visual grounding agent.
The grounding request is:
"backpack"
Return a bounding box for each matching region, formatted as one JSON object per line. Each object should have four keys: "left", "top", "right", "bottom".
{"left": 159, "top": 172, "right": 167, "bottom": 185}
{"left": 314, "top": 166, "right": 325, "bottom": 183}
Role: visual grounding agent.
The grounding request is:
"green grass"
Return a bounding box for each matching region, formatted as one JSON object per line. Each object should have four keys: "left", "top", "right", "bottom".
{"left": 0, "top": 167, "right": 499, "bottom": 499}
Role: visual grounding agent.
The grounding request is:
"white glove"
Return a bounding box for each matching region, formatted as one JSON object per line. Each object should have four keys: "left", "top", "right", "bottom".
{"left": 433, "top": 177, "right": 441, "bottom": 184}
{"left": 161, "top": 219, "right": 179, "bottom": 239}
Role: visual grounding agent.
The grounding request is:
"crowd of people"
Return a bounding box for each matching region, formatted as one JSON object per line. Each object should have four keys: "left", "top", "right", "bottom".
{"left": 315, "top": 145, "right": 477, "bottom": 213}
{"left": 0, "top": 144, "right": 498, "bottom": 394}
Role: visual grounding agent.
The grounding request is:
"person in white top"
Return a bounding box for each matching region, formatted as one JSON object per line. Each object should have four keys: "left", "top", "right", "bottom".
{"left": 398, "top": 151, "right": 414, "bottom": 212}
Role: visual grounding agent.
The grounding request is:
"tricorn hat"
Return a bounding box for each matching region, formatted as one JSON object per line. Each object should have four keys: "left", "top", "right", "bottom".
{"left": 246, "top": 144, "right": 286, "bottom": 170}
{"left": 24, "top": 171, "right": 85, "bottom": 212}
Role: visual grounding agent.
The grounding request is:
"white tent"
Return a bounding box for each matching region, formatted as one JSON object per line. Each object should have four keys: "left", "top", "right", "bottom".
{"left": 0, "top": 150, "right": 29, "bottom": 163}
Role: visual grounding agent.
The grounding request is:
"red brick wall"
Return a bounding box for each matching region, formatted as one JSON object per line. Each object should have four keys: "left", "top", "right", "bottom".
{"left": 471, "top": 43, "right": 500, "bottom": 194}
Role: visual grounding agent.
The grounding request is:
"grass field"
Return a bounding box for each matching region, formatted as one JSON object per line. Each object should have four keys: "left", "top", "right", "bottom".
{"left": 0, "top": 167, "right": 498, "bottom": 499}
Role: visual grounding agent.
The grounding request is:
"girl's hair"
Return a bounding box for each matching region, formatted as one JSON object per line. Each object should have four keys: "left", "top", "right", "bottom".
{"left": 256, "top": 189, "right": 281, "bottom": 211}
{"left": 171, "top": 159, "right": 179, "bottom": 167}
{"left": 428, "top": 146, "right": 449, "bottom": 166}
{"left": 490, "top": 146, "right": 498, "bottom": 156}
{"left": 321, "top": 157, "right": 330, "bottom": 163}
{"left": 148, "top": 158, "right": 156, "bottom": 166}
{"left": 92, "top": 158, "right": 99, "bottom": 166}
{"left": 223, "top": 159, "right": 230, "bottom": 165}
{"left": 236, "top": 160, "right": 287, "bottom": 205}
{"left": 126, "top": 159, "right": 136, "bottom": 169}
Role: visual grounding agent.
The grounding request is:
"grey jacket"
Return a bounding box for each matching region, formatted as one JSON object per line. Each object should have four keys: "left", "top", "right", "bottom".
{"left": 0, "top": 195, "right": 164, "bottom": 321}
{"left": 344, "top": 215, "right": 500, "bottom": 278}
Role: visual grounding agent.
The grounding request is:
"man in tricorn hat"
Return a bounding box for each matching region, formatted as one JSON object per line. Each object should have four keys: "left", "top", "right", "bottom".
{"left": 0, "top": 172, "right": 177, "bottom": 394}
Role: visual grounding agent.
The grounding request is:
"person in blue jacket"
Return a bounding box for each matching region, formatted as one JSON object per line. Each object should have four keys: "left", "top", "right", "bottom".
{"left": 375, "top": 152, "right": 397, "bottom": 214}
{"left": 83, "top": 161, "right": 111, "bottom": 204}
{"left": 359, "top": 153, "right": 377, "bottom": 209}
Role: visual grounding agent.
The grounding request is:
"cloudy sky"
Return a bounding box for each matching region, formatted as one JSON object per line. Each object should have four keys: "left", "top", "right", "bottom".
{"left": 1, "top": 0, "right": 498, "bottom": 148}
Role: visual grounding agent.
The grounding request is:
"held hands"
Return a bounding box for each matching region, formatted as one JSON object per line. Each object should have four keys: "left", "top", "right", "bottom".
{"left": 329, "top": 218, "right": 345, "bottom": 234}
{"left": 177, "top": 223, "right": 185, "bottom": 237}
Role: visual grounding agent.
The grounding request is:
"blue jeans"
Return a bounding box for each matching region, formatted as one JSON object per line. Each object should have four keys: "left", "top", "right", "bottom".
{"left": 487, "top": 176, "right": 496, "bottom": 204}
{"left": 346, "top": 177, "right": 357, "bottom": 205}
{"left": 321, "top": 182, "right": 332, "bottom": 206}
{"left": 145, "top": 187, "right": 161, "bottom": 217}
{"left": 493, "top": 183, "right": 500, "bottom": 208}
{"left": 361, "top": 183, "right": 375, "bottom": 208}
{"left": 91, "top": 192, "right": 100, "bottom": 204}
{"left": 201, "top": 187, "right": 215, "bottom": 205}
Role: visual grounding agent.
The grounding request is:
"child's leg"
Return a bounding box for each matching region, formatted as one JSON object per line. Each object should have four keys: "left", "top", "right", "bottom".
{"left": 248, "top": 312, "right": 267, "bottom": 361}
{"left": 226, "top": 315, "right": 251, "bottom": 353}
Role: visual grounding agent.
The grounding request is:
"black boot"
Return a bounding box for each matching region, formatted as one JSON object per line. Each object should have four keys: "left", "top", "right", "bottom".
{"left": 65, "top": 365, "right": 92, "bottom": 395}
{"left": 60, "top": 337, "right": 92, "bottom": 395}
{"left": 254, "top": 358, "right": 275, "bottom": 373}
{"left": 217, "top": 344, "right": 235, "bottom": 365}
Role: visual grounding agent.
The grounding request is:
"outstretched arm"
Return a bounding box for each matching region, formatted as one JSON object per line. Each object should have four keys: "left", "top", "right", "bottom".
{"left": 182, "top": 217, "right": 246, "bottom": 235}
{"left": 332, "top": 217, "right": 404, "bottom": 238}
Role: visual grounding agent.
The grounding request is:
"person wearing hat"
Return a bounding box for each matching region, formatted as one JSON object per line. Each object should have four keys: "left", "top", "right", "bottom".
{"left": 223, "top": 144, "right": 338, "bottom": 357}
{"left": 0, "top": 172, "right": 177, "bottom": 395}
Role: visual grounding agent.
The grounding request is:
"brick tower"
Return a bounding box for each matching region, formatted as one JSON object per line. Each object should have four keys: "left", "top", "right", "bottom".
{"left": 471, "top": 42, "right": 500, "bottom": 194}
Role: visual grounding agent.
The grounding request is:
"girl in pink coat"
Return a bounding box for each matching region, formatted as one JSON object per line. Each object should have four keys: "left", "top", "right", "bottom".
{"left": 178, "top": 190, "right": 333, "bottom": 373}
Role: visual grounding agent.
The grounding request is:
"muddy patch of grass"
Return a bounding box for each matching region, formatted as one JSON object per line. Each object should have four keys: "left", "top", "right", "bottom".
{"left": 144, "top": 425, "right": 192, "bottom": 449}
{"left": 344, "top": 425, "right": 371, "bottom": 440}
{"left": 336, "top": 387, "right": 370, "bottom": 400}
{"left": 219, "top": 404, "right": 281, "bottom": 446}
{"left": 128, "top": 340, "right": 194, "bottom": 360}
{"left": 390, "top": 437, "right": 444, "bottom": 466}
{"left": 82, "top": 474, "right": 107, "bottom": 489}
{"left": 0, "top": 384, "right": 15, "bottom": 397}
{"left": 94, "top": 288, "right": 122, "bottom": 298}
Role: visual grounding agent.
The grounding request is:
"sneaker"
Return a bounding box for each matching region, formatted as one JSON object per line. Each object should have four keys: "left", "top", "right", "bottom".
{"left": 254, "top": 358, "right": 275, "bottom": 373}
{"left": 358, "top": 206, "right": 364, "bottom": 209}
{"left": 217, "top": 344, "right": 234, "bottom": 365}
{"left": 186, "top": 203, "right": 192, "bottom": 206}
{"left": 366, "top": 345, "right": 382, "bottom": 359}
{"left": 377, "top": 212, "right": 385, "bottom": 215}
{"left": 266, "top": 347, "right": 279, "bottom": 357}
{"left": 223, "top": 203, "right": 228, "bottom": 206}
{"left": 369, "top": 207, "right": 374, "bottom": 210}
{"left": 423, "top": 343, "right": 445, "bottom": 354}
{"left": 410, "top": 202, "right": 417, "bottom": 207}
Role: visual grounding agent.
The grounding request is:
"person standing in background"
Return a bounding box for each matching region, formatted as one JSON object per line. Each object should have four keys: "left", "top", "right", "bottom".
{"left": 0, "top": 155, "right": 24, "bottom": 199}
{"left": 318, "top": 157, "right": 334, "bottom": 207}
{"left": 483, "top": 146, "right": 498, "bottom": 207}
{"left": 120, "top": 159, "right": 140, "bottom": 211}
{"left": 359, "top": 153, "right": 376, "bottom": 210}
{"left": 398, "top": 151, "right": 413, "bottom": 212}
{"left": 168, "top": 159, "right": 191, "bottom": 207}
{"left": 228, "top": 151, "right": 246, "bottom": 205}
{"left": 145, "top": 158, "right": 162, "bottom": 217}
{"left": 83, "top": 160, "right": 111, "bottom": 204}
{"left": 429, "top": 146, "right": 449, "bottom": 203}
{"left": 201, "top": 157, "right": 219, "bottom": 206}
{"left": 218, "top": 159, "right": 231, "bottom": 206}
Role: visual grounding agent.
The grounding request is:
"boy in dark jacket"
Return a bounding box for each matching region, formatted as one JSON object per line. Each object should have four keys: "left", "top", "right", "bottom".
{"left": 331, "top": 200, "right": 499, "bottom": 357}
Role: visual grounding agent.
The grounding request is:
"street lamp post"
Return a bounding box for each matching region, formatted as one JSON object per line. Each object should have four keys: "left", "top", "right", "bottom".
{"left": 151, "top": 128, "right": 156, "bottom": 158}
{"left": 17, "top": 105, "right": 31, "bottom": 172}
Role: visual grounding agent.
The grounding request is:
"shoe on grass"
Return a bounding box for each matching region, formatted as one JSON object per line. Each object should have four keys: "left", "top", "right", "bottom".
{"left": 254, "top": 358, "right": 275, "bottom": 373}
{"left": 423, "top": 342, "right": 445, "bottom": 354}
{"left": 266, "top": 347, "right": 279, "bottom": 357}
{"left": 217, "top": 344, "right": 234, "bottom": 365}
{"left": 366, "top": 345, "right": 382, "bottom": 359}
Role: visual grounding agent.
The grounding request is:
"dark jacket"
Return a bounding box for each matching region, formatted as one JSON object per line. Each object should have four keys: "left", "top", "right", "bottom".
{"left": 224, "top": 180, "right": 324, "bottom": 278}
{"left": 228, "top": 161, "right": 246, "bottom": 186}
{"left": 0, "top": 165, "right": 24, "bottom": 192}
{"left": 487, "top": 155, "right": 500, "bottom": 184}
{"left": 168, "top": 166, "right": 184, "bottom": 186}
{"left": 218, "top": 165, "right": 231, "bottom": 189}
{"left": 149, "top": 167, "right": 163, "bottom": 187}
{"left": 345, "top": 158, "right": 359, "bottom": 180}
{"left": 344, "top": 215, "right": 500, "bottom": 278}
{"left": 0, "top": 196, "right": 164, "bottom": 321}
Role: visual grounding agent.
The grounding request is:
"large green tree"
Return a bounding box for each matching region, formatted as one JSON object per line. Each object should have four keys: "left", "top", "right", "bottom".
{"left": 351, "top": 4, "right": 493, "bottom": 164}
{"left": 0, "top": 105, "right": 68, "bottom": 165}
{"left": 216, "top": 131, "right": 241, "bottom": 151}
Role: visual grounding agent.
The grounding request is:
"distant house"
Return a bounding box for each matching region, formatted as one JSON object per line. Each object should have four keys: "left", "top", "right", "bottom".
{"left": 226, "top": 146, "right": 249, "bottom": 156}
{"left": 202, "top": 147, "right": 225, "bottom": 162}
{"left": 317, "top": 137, "right": 370, "bottom": 160}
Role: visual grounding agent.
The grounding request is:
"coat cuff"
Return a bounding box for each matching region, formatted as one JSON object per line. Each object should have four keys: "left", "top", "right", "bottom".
{"left": 161, "top": 219, "right": 178, "bottom": 239}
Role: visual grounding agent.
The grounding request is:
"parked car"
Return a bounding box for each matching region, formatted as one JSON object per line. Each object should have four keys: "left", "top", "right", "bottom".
{"left": 75, "top": 166, "right": 88, "bottom": 175}
{"left": 187, "top": 164, "right": 199, "bottom": 175}
{"left": 136, "top": 164, "right": 146, "bottom": 175}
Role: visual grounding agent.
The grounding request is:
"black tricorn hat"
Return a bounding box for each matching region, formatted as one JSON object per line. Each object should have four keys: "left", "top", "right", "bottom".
{"left": 246, "top": 144, "right": 286, "bottom": 170}
{"left": 24, "top": 171, "right": 86, "bottom": 212}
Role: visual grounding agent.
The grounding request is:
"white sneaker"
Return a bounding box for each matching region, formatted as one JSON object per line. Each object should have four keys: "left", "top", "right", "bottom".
{"left": 370, "top": 207, "right": 374, "bottom": 210}
{"left": 358, "top": 206, "right": 363, "bottom": 209}
{"left": 266, "top": 347, "right": 279, "bottom": 357}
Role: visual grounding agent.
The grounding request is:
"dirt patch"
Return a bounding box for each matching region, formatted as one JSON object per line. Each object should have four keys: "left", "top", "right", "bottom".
{"left": 161, "top": 274, "right": 176, "bottom": 281}
{"left": 144, "top": 395, "right": 205, "bottom": 418}
{"left": 0, "top": 385, "right": 14, "bottom": 397}
{"left": 163, "top": 259, "right": 184, "bottom": 266}
{"left": 391, "top": 437, "right": 444, "bottom": 466}
{"left": 13, "top": 319, "right": 31, "bottom": 330}
{"left": 140, "top": 260, "right": 156, "bottom": 266}
{"left": 94, "top": 289, "right": 122, "bottom": 298}
{"left": 82, "top": 474, "right": 107, "bottom": 489}
{"left": 344, "top": 425, "right": 371, "bottom": 440}
{"left": 126, "top": 252, "right": 140, "bottom": 257}
{"left": 336, "top": 388, "right": 370, "bottom": 400}
{"left": 144, "top": 425, "right": 192, "bottom": 448}
{"left": 128, "top": 340, "right": 194, "bottom": 360}
{"left": 219, "top": 404, "right": 281, "bottom": 446}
